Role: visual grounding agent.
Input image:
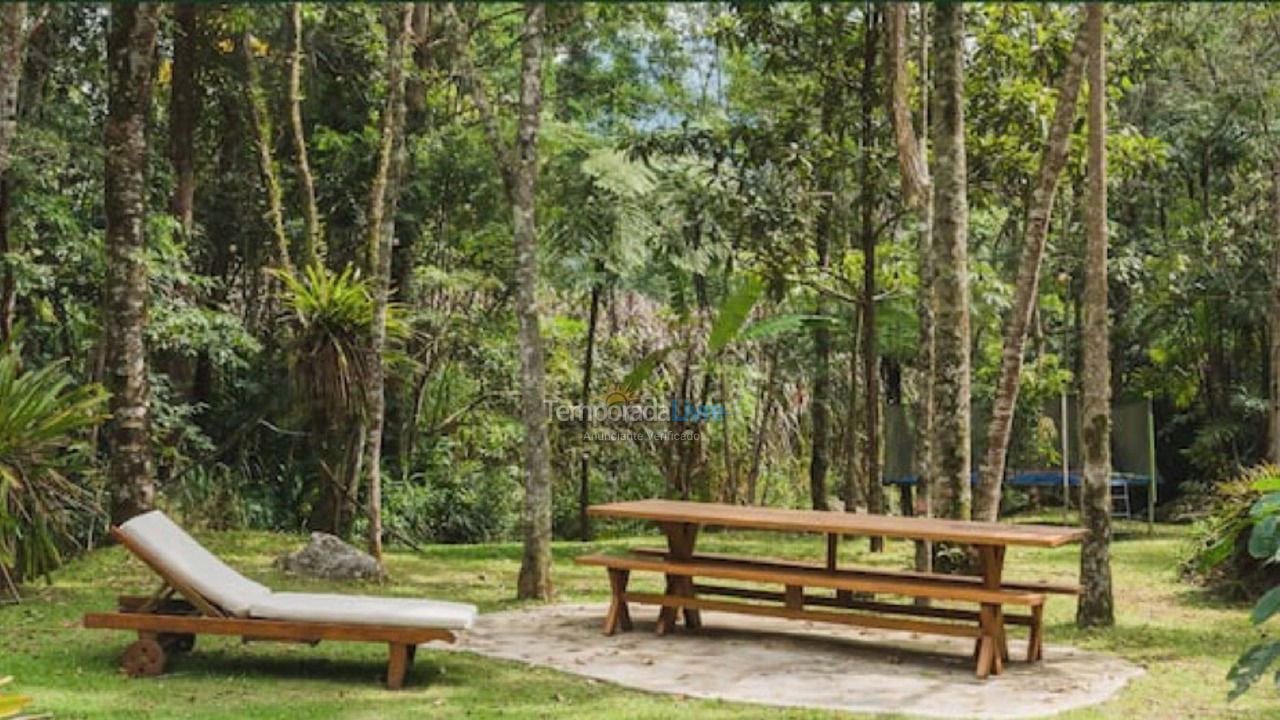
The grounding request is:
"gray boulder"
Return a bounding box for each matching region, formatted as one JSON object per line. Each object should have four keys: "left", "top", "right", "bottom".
{"left": 275, "top": 532, "right": 388, "bottom": 582}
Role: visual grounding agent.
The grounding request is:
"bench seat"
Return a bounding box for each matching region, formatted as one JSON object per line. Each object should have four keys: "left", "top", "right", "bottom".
{"left": 575, "top": 551, "right": 1046, "bottom": 678}
{"left": 627, "top": 546, "right": 1081, "bottom": 595}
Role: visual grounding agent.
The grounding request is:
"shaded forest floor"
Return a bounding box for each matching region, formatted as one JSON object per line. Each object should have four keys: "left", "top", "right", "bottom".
{"left": 2, "top": 518, "right": 1275, "bottom": 719}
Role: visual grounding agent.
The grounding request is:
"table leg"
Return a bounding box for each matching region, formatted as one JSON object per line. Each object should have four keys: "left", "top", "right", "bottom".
{"left": 976, "top": 544, "right": 1008, "bottom": 677}
{"left": 659, "top": 521, "right": 701, "bottom": 630}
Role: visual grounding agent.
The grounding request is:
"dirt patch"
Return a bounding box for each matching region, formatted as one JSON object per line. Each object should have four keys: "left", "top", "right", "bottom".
{"left": 439, "top": 603, "right": 1143, "bottom": 719}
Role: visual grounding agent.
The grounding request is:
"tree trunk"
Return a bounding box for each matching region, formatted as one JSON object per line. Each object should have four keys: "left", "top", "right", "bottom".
{"left": 843, "top": 308, "right": 864, "bottom": 511}
{"left": 809, "top": 169, "right": 833, "bottom": 511}
{"left": 511, "top": 3, "right": 552, "bottom": 601}
{"left": 747, "top": 345, "right": 776, "bottom": 506}
{"left": 0, "top": 5, "right": 26, "bottom": 342}
{"left": 105, "top": 3, "right": 161, "bottom": 524}
{"left": 930, "top": 2, "right": 971, "bottom": 521}
{"left": 169, "top": 4, "right": 198, "bottom": 238}
{"left": 242, "top": 30, "right": 293, "bottom": 276}
{"left": 886, "top": 6, "right": 929, "bottom": 556}
{"left": 861, "top": 8, "right": 884, "bottom": 550}
{"left": 1077, "top": 2, "right": 1115, "bottom": 628}
{"left": 0, "top": 3, "right": 27, "bottom": 178}
{"left": 443, "top": 1, "right": 553, "bottom": 600}
{"left": 0, "top": 180, "right": 12, "bottom": 342}
{"left": 363, "top": 4, "right": 414, "bottom": 562}
{"left": 287, "top": 2, "right": 324, "bottom": 268}
{"left": 578, "top": 279, "right": 601, "bottom": 540}
{"left": 1269, "top": 157, "right": 1280, "bottom": 463}
{"left": 807, "top": 6, "right": 842, "bottom": 514}
{"left": 974, "top": 17, "right": 1089, "bottom": 523}
{"left": 910, "top": 4, "right": 934, "bottom": 576}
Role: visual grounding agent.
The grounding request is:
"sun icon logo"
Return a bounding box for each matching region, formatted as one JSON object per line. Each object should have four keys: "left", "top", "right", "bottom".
{"left": 597, "top": 384, "right": 639, "bottom": 406}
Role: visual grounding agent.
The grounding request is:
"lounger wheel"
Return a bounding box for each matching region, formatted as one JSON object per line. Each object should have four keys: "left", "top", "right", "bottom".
{"left": 158, "top": 632, "right": 196, "bottom": 653}
{"left": 121, "top": 638, "right": 167, "bottom": 678}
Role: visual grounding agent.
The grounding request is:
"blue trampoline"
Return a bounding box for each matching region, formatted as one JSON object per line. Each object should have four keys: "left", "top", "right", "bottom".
{"left": 882, "top": 470, "right": 1155, "bottom": 487}
{"left": 883, "top": 470, "right": 1158, "bottom": 520}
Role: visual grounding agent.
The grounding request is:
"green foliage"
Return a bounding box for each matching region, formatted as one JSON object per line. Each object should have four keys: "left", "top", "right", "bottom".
{"left": 707, "top": 275, "right": 763, "bottom": 354}
{"left": 277, "top": 264, "right": 376, "bottom": 419}
{"left": 1225, "top": 475, "right": 1280, "bottom": 699}
{"left": 384, "top": 447, "right": 519, "bottom": 544}
{"left": 0, "top": 341, "right": 107, "bottom": 580}
{"left": 1183, "top": 466, "right": 1280, "bottom": 595}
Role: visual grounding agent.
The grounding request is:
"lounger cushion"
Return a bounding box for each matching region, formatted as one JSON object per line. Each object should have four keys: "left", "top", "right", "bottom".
{"left": 248, "top": 592, "right": 478, "bottom": 630}
{"left": 118, "top": 511, "right": 271, "bottom": 617}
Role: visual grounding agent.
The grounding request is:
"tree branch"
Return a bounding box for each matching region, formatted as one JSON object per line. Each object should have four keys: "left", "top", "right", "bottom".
{"left": 443, "top": 3, "right": 515, "bottom": 197}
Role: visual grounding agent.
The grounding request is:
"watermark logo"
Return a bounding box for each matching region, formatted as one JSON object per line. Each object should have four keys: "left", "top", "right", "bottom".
{"left": 597, "top": 384, "right": 639, "bottom": 406}
{"left": 547, "top": 385, "right": 729, "bottom": 424}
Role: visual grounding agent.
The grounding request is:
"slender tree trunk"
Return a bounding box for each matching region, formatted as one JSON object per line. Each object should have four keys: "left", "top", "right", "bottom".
{"left": 0, "top": 3, "right": 25, "bottom": 179}
{"left": 242, "top": 31, "right": 293, "bottom": 276}
{"left": 810, "top": 161, "right": 833, "bottom": 512}
{"left": 0, "top": 5, "right": 26, "bottom": 342}
{"left": 844, "top": 309, "right": 865, "bottom": 511}
{"left": 1269, "top": 157, "right": 1280, "bottom": 463}
{"left": 861, "top": 8, "right": 884, "bottom": 549}
{"left": 912, "top": 4, "right": 935, "bottom": 576}
{"left": 578, "top": 279, "right": 601, "bottom": 540}
{"left": 807, "top": 7, "right": 841, "bottom": 514}
{"left": 721, "top": 367, "right": 738, "bottom": 503}
{"left": 747, "top": 345, "right": 776, "bottom": 506}
{"left": 105, "top": 3, "right": 161, "bottom": 524}
{"left": 444, "top": 1, "right": 553, "bottom": 600}
{"left": 1078, "top": 2, "right": 1114, "bottom": 628}
{"left": 364, "top": 4, "right": 414, "bottom": 562}
{"left": 0, "top": 180, "right": 12, "bottom": 342}
{"left": 974, "top": 17, "right": 1089, "bottom": 523}
{"left": 511, "top": 3, "right": 552, "bottom": 600}
{"left": 930, "top": 2, "right": 971, "bottom": 521}
{"left": 887, "top": 5, "right": 931, "bottom": 563}
{"left": 287, "top": 2, "right": 324, "bottom": 268}
{"left": 169, "top": 4, "right": 198, "bottom": 238}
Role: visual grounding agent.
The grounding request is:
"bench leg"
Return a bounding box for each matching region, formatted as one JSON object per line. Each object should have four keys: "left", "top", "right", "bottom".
{"left": 972, "top": 602, "right": 1003, "bottom": 676}
{"left": 604, "top": 568, "right": 632, "bottom": 635}
{"left": 996, "top": 607, "right": 1010, "bottom": 663}
{"left": 659, "top": 522, "right": 702, "bottom": 629}
{"left": 785, "top": 584, "right": 804, "bottom": 610}
{"left": 656, "top": 576, "right": 677, "bottom": 636}
{"left": 1027, "top": 604, "right": 1044, "bottom": 662}
{"left": 386, "top": 642, "right": 411, "bottom": 690}
{"left": 680, "top": 574, "right": 702, "bottom": 630}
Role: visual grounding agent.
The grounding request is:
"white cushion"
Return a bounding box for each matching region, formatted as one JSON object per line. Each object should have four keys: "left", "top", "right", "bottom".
{"left": 118, "top": 510, "right": 271, "bottom": 618}
{"left": 249, "top": 592, "right": 477, "bottom": 630}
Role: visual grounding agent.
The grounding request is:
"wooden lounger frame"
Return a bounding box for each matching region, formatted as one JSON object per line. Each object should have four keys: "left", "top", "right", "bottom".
{"left": 82, "top": 527, "right": 456, "bottom": 689}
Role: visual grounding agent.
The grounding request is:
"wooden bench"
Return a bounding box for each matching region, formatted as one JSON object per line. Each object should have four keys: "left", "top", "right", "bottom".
{"left": 628, "top": 546, "right": 1082, "bottom": 596}
{"left": 576, "top": 552, "right": 1046, "bottom": 677}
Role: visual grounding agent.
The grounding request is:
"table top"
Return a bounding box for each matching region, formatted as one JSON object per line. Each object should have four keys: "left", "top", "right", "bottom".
{"left": 588, "top": 499, "right": 1088, "bottom": 548}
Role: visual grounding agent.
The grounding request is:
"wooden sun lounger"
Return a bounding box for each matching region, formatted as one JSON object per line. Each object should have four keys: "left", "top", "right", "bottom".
{"left": 83, "top": 526, "right": 457, "bottom": 689}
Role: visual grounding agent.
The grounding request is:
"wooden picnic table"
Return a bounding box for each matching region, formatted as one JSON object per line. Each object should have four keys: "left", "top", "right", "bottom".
{"left": 586, "top": 499, "right": 1087, "bottom": 677}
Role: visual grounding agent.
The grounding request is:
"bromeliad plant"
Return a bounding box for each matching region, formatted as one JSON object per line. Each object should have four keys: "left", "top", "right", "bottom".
{"left": 0, "top": 340, "right": 108, "bottom": 583}
{"left": 1221, "top": 467, "right": 1280, "bottom": 699}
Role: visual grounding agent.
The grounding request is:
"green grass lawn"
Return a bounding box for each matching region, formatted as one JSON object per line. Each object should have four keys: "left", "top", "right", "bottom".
{"left": 2, "top": 519, "right": 1277, "bottom": 719}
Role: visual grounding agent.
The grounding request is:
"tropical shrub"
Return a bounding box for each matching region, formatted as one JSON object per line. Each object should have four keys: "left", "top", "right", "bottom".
{"left": 1219, "top": 469, "right": 1280, "bottom": 699}
{"left": 383, "top": 451, "right": 519, "bottom": 544}
{"left": 0, "top": 342, "right": 107, "bottom": 582}
{"left": 1182, "top": 465, "right": 1280, "bottom": 600}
